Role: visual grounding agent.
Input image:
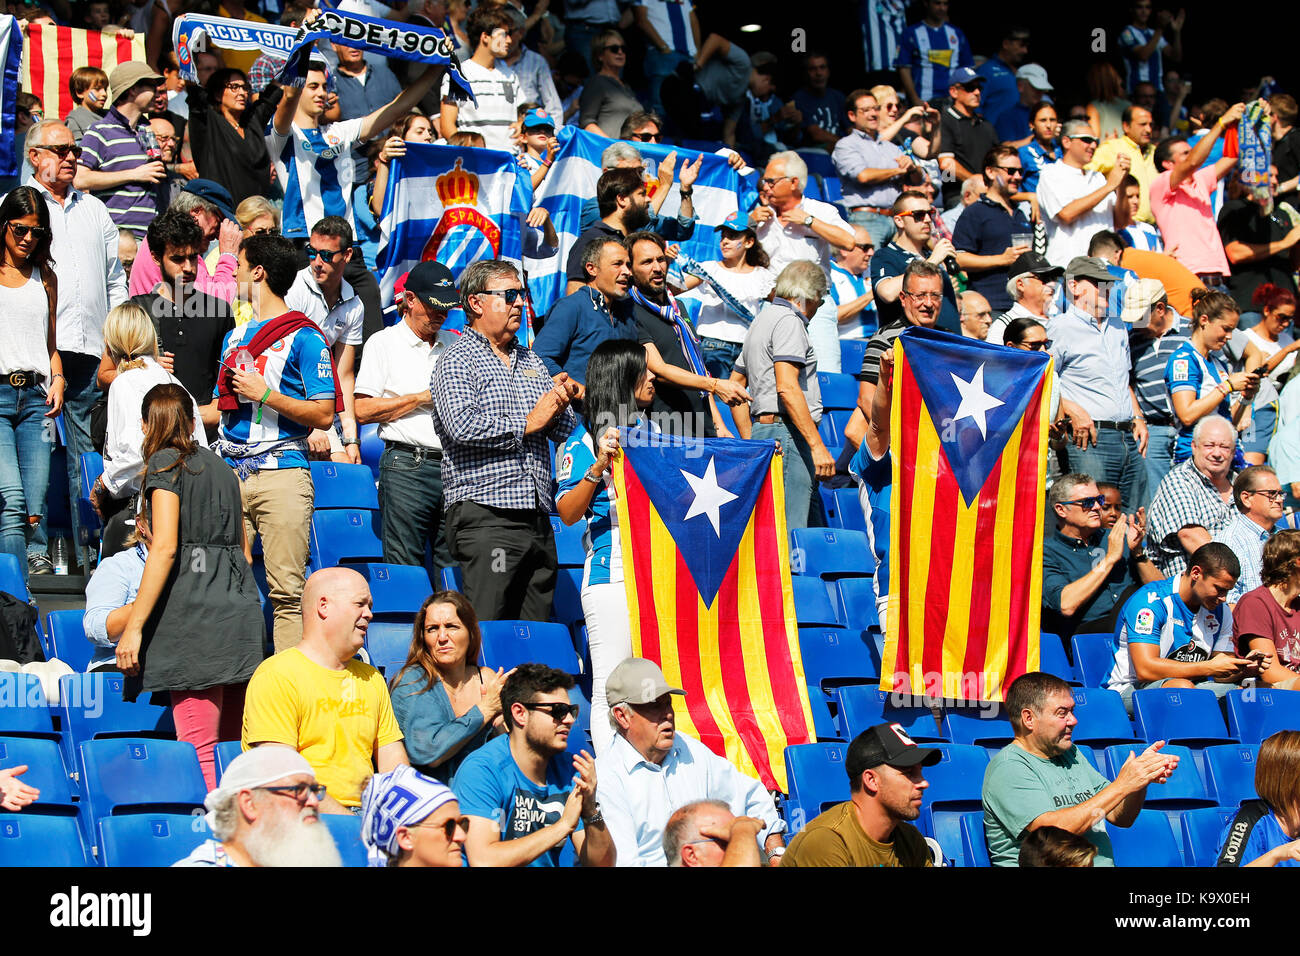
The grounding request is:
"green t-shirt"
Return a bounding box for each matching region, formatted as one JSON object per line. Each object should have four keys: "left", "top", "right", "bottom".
{"left": 982, "top": 743, "right": 1114, "bottom": 867}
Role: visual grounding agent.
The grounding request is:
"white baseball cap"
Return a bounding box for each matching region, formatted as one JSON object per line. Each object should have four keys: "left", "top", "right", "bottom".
{"left": 1016, "top": 64, "right": 1053, "bottom": 92}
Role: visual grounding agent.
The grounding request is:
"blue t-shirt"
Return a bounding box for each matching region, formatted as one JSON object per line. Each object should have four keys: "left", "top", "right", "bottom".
{"left": 452, "top": 734, "right": 582, "bottom": 867}
{"left": 849, "top": 442, "right": 891, "bottom": 604}
{"left": 975, "top": 56, "right": 1018, "bottom": 132}
{"left": 1217, "top": 808, "right": 1300, "bottom": 867}
{"left": 555, "top": 424, "right": 618, "bottom": 587}
{"left": 793, "top": 87, "right": 846, "bottom": 143}
{"left": 1165, "top": 342, "right": 1230, "bottom": 461}
{"left": 1019, "top": 139, "right": 1061, "bottom": 193}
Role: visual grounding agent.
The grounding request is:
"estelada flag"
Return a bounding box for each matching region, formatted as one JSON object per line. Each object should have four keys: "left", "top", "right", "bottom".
{"left": 612, "top": 429, "right": 815, "bottom": 791}
{"left": 21, "top": 24, "right": 144, "bottom": 125}
{"left": 883, "top": 327, "right": 1053, "bottom": 702}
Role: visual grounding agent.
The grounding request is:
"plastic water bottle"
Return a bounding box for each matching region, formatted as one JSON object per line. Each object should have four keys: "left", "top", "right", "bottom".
{"left": 234, "top": 348, "right": 254, "bottom": 402}
{"left": 51, "top": 537, "right": 68, "bottom": 575}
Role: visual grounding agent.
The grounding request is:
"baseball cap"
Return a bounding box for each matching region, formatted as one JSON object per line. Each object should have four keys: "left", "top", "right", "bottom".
{"left": 402, "top": 260, "right": 460, "bottom": 311}
{"left": 1009, "top": 251, "right": 1063, "bottom": 281}
{"left": 846, "top": 722, "right": 941, "bottom": 778}
{"left": 1121, "top": 277, "right": 1168, "bottom": 324}
{"left": 1065, "top": 255, "right": 1114, "bottom": 283}
{"left": 108, "top": 61, "right": 163, "bottom": 106}
{"left": 182, "top": 178, "right": 236, "bottom": 222}
{"left": 714, "top": 211, "right": 753, "bottom": 233}
{"left": 203, "top": 745, "right": 315, "bottom": 828}
{"left": 1016, "top": 63, "right": 1053, "bottom": 92}
{"left": 522, "top": 108, "right": 555, "bottom": 131}
{"left": 949, "top": 67, "right": 985, "bottom": 88}
{"left": 605, "top": 658, "right": 685, "bottom": 708}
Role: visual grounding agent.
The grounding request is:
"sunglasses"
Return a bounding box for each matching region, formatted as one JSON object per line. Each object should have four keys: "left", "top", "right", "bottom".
{"left": 308, "top": 245, "right": 344, "bottom": 262}
{"left": 522, "top": 701, "right": 581, "bottom": 721}
{"left": 1061, "top": 494, "right": 1106, "bottom": 510}
{"left": 33, "top": 143, "right": 82, "bottom": 160}
{"left": 1069, "top": 135, "right": 1098, "bottom": 146}
{"left": 410, "top": 815, "right": 472, "bottom": 840}
{"left": 477, "top": 287, "right": 525, "bottom": 304}
{"left": 995, "top": 165, "right": 1024, "bottom": 176}
{"left": 1021, "top": 339, "right": 1051, "bottom": 351}
{"left": 630, "top": 131, "right": 660, "bottom": 142}
{"left": 602, "top": 43, "right": 625, "bottom": 54}
{"left": 8, "top": 223, "right": 48, "bottom": 240}
{"left": 250, "top": 226, "right": 277, "bottom": 236}
{"left": 1248, "top": 489, "right": 1287, "bottom": 501}
{"left": 855, "top": 243, "right": 874, "bottom": 252}
{"left": 760, "top": 175, "right": 793, "bottom": 188}
{"left": 898, "top": 209, "right": 932, "bottom": 221}
{"left": 256, "top": 782, "right": 328, "bottom": 803}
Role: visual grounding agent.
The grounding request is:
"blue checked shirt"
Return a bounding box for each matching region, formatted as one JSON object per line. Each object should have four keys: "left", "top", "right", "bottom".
{"left": 431, "top": 326, "right": 577, "bottom": 512}
{"left": 1213, "top": 510, "right": 1273, "bottom": 603}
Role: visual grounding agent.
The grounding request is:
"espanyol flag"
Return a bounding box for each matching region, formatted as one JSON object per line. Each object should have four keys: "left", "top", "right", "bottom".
{"left": 377, "top": 142, "right": 533, "bottom": 328}
{"left": 0, "top": 15, "right": 24, "bottom": 178}
{"left": 524, "top": 127, "right": 743, "bottom": 314}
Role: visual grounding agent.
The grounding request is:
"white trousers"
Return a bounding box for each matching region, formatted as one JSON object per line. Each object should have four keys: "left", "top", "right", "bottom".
{"left": 581, "top": 580, "right": 634, "bottom": 755}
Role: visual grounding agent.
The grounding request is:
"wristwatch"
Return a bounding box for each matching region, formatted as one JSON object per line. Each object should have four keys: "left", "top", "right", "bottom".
{"left": 583, "top": 467, "right": 603, "bottom": 484}
{"left": 803, "top": 215, "right": 814, "bottom": 227}
{"left": 679, "top": 186, "right": 693, "bottom": 197}
{"left": 582, "top": 802, "right": 604, "bottom": 825}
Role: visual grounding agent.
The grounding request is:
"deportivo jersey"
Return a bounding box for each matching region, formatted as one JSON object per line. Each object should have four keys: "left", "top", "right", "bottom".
{"left": 268, "top": 118, "right": 365, "bottom": 240}
{"left": 555, "top": 424, "right": 622, "bottom": 587}
{"left": 849, "top": 442, "right": 891, "bottom": 606}
{"left": 1107, "top": 575, "right": 1234, "bottom": 692}
{"left": 215, "top": 314, "right": 336, "bottom": 470}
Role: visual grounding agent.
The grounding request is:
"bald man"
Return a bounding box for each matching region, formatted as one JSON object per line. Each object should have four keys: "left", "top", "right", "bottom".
{"left": 959, "top": 290, "right": 993, "bottom": 340}
{"left": 662, "top": 800, "right": 766, "bottom": 867}
{"left": 242, "top": 568, "right": 409, "bottom": 813}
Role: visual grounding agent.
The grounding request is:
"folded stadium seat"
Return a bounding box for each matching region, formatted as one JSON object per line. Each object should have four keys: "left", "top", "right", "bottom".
{"left": 798, "top": 627, "right": 879, "bottom": 697}
{"left": 0, "top": 815, "right": 91, "bottom": 866}
{"left": 77, "top": 452, "right": 105, "bottom": 543}
{"left": 783, "top": 743, "right": 848, "bottom": 832}
{"left": 479, "top": 620, "right": 581, "bottom": 674}
{"left": 548, "top": 515, "right": 588, "bottom": 569}
{"left": 0, "top": 553, "right": 28, "bottom": 602}
{"left": 1075, "top": 744, "right": 1101, "bottom": 772}
{"left": 1180, "top": 806, "right": 1237, "bottom": 867}
{"left": 564, "top": 683, "right": 593, "bottom": 758}
{"left": 1200, "top": 743, "right": 1260, "bottom": 808}
{"left": 1039, "top": 633, "right": 1079, "bottom": 686}
{"left": 840, "top": 340, "right": 869, "bottom": 377}
{"left": 363, "top": 622, "right": 413, "bottom": 678}
{"left": 58, "top": 673, "right": 174, "bottom": 756}
{"left": 0, "top": 736, "right": 77, "bottom": 816}
{"left": 213, "top": 740, "right": 244, "bottom": 782}
{"left": 829, "top": 488, "right": 867, "bottom": 536}
{"left": 865, "top": 626, "right": 884, "bottom": 675}
{"left": 1225, "top": 687, "right": 1300, "bottom": 745}
{"left": 958, "top": 811, "right": 991, "bottom": 867}
{"left": 790, "top": 528, "right": 875, "bottom": 580}
{"left": 807, "top": 692, "right": 844, "bottom": 742}
{"left": 791, "top": 575, "right": 843, "bottom": 627}
{"left": 552, "top": 566, "right": 585, "bottom": 633}
{"left": 816, "top": 372, "right": 859, "bottom": 411}
{"left": 1070, "top": 632, "right": 1116, "bottom": 687}
{"left": 1069, "top": 688, "right": 1141, "bottom": 748}
{"left": 309, "top": 461, "right": 380, "bottom": 511}
{"left": 45, "top": 610, "right": 93, "bottom": 673}
{"left": 321, "top": 812, "right": 368, "bottom": 867}
{"left": 308, "top": 509, "right": 383, "bottom": 570}
{"left": 439, "top": 566, "right": 464, "bottom": 592}
{"left": 98, "top": 814, "right": 213, "bottom": 867}
{"left": 917, "top": 743, "right": 989, "bottom": 861}
{"left": 354, "top": 563, "right": 432, "bottom": 620}
{"left": 78, "top": 738, "right": 207, "bottom": 825}
{"left": 940, "top": 708, "right": 1015, "bottom": 749}
{"left": 1106, "top": 809, "right": 1183, "bottom": 867}
{"left": 1102, "top": 744, "right": 1215, "bottom": 823}
{"left": 834, "top": 685, "right": 946, "bottom": 742}
{"left": 358, "top": 423, "right": 383, "bottom": 483}
{"left": 1132, "top": 687, "right": 1237, "bottom": 748}
{"left": 834, "top": 578, "right": 879, "bottom": 633}
{"left": 0, "top": 672, "right": 60, "bottom": 742}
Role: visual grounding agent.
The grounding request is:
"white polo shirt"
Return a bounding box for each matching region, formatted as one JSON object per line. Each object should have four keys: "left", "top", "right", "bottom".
{"left": 285, "top": 267, "right": 365, "bottom": 348}
{"left": 353, "top": 318, "right": 458, "bottom": 449}
{"left": 754, "top": 195, "right": 852, "bottom": 278}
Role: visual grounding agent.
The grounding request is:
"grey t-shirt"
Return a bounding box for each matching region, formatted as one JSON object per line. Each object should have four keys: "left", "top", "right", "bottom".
{"left": 579, "top": 74, "right": 644, "bottom": 139}
{"left": 696, "top": 44, "right": 752, "bottom": 120}
{"left": 736, "top": 298, "right": 822, "bottom": 423}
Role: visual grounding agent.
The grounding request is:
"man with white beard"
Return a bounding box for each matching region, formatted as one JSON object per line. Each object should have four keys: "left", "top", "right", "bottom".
{"left": 174, "top": 746, "right": 343, "bottom": 867}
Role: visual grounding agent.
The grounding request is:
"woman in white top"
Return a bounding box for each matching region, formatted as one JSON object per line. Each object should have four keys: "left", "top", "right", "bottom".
{"left": 0, "top": 186, "right": 64, "bottom": 579}
{"left": 679, "top": 214, "right": 775, "bottom": 379}
{"left": 91, "top": 302, "right": 206, "bottom": 558}
{"left": 1242, "top": 283, "right": 1300, "bottom": 465}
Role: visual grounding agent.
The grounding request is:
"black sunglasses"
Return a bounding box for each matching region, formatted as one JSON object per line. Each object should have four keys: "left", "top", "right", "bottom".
{"left": 1061, "top": 494, "right": 1106, "bottom": 510}
{"left": 477, "top": 288, "right": 525, "bottom": 304}
{"left": 1069, "top": 135, "right": 1098, "bottom": 146}
{"left": 33, "top": 143, "right": 82, "bottom": 160}
{"left": 602, "top": 43, "right": 625, "bottom": 53}
{"left": 308, "top": 245, "right": 344, "bottom": 262}
{"left": 630, "top": 131, "right": 660, "bottom": 142}
{"left": 898, "top": 209, "right": 932, "bottom": 221}
{"left": 1022, "top": 339, "right": 1051, "bottom": 351}
{"left": 523, "top": 701, "right": 581, "bottom": 721}
{"left": 855, "top": 243, "right": 874, "bottom": 252}
{"left": 410, "top": 815, "right": 472, "bottom": 839}
{"left": 8, "top": 223, "right": 48, "bottom": 240}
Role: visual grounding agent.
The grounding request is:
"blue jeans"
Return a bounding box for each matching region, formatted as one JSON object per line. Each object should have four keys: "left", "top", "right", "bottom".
{"left": 643, "top": 47, "right": 692, "bottom": 113}
{"left": 0, "top": 383, "right": 53, "bottom": 576}
{"left": 1065, "top": 427, "right": 1149, "bottom": 515}
{"left": 848, "top": 209, "right": 896, "bottom": 248}
{"left": 377, "top": 445, "right": 453, "bottom": 573}
{"left": 1142, "top": 423, "right": 1178, "bottom": 509}
{"left": 700, "top": 338, "right": 743, "bottom": 380}
{"left": 60, "top": 353, "right": 100, "bottom": 562}
{"left": 751, "top": 420, "right": 826, "bottom": 530}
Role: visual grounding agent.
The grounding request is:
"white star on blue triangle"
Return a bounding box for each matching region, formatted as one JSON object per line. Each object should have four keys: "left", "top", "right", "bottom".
{"left": 681, "top": 457, "right": 739, "bottom": 535}
{"left": 950, "top": 364, "right": 1005, "bottom": 439}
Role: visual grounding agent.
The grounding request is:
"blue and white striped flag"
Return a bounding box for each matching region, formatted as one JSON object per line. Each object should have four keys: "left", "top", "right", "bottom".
{"left": 524, "top": 127, "right": 743, "bottom": 315}
{"left": 0, "top": 15, "right": 24, "bottom": 179}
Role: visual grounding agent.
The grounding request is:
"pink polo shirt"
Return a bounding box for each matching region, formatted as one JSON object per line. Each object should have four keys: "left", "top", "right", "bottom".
{"left": 1148, "top": 165, "right": 1231, "bottom": 276}
{"left": 127, "top": 246, "right": 238, "bottom": 302}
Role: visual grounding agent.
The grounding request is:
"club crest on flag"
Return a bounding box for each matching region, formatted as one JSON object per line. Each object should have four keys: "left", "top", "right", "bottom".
{"left": 420, "top": 158, "right": 503, "bottom": 266}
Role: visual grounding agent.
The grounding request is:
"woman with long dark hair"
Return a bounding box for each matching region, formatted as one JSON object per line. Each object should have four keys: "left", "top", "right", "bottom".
{"left": 555, "top": 340, "right": 657, "bottom": 753}
{"left": 389, "top": 590, "right": 511, "bottom": 783}
{"left": 115, "top": 383, "right": 264, "bottom": 791}
{"left": 186, "top": 67, "right": 283, "bottom": 206}
{"left": 0, "top": 185, "right": 63, "bottom": 578}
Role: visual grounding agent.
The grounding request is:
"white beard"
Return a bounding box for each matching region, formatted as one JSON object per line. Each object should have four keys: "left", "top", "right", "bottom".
{"left": 243, "top": 807, "right": 344, "bottom": 868}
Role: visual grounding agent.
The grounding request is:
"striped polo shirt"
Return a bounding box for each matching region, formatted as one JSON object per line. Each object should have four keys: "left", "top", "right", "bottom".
{"left": 1128, "top": 318, "right": 1188, "bottom": 425}
{"left": 267, "top": 118, "right": 365, "bottom": 240}
{"left": 441, "top": 59, "right": 521, "bottom": 153}
{"left": 78, "top": 108, "right": 162, "bottom": 239}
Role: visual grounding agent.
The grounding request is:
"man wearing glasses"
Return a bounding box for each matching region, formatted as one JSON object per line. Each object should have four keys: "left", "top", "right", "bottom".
{"left": 831, "top": 90, "right": 914, "bottom": 249}
{"left": 1213, "top": 465, "right": 1286, "bottom": 604}
{"left": 864, "top": 190, "right": 959, "bottom": 334}
{"left": 1086, "top": 106, "right": 1158, "bottom": 224}
{"left": 454, "top": 663, "right": 615, "bottom": 867}
{"left": 1037, "top": 119, "right": 1129, "bottom": 268}
{"left": 986, "top": 251, "right": 1061, "bottom": 344}
{"left": 1042, "top": 473, "right": 1160, "bottom": 641}
{"left": 952, "top": 145, "right": 1032, "bottom": 312}
{"left": 1147, "top": 415, "right": 1239, "bottom": 578}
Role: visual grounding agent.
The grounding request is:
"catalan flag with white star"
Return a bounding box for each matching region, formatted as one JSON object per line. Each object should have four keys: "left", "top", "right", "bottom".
{"left": 883, "top": 327, "right": 1053, "bottom": 702}
{"left": 611, "top": 429, "right": 814, "bottom": 792}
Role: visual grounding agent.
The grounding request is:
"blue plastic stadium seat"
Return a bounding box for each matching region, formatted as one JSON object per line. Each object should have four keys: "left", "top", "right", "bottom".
{"left": 790, "top": 528, "right": 875, "bottom": 580}
{"left": 1071, "top": 632, "right": 1115, "bottom": 687}
{"left": 479, "top": 620, "right": 581, "bottom": 674}
{"left": 918, "top": 743, "right": 989, "bottom": 862}
{"left": 364, "top": 621, "right": 413, "bottom": 678}
{"left": 798, "top": 627, "right": 878, "bottom": 695}
{"left": 1075, "top": 744, "right": 1101, "bottom": 771}
{"left": 0, "top": 736, "right": 76, "bottom": 814}
{"left": 959, "top": 811, "right": 991, "bottom": 867}
{"left": 213, "top": 740, "right": 243, "bottom": 783}
{"left": 1132, "top": 687, "right": 1236, "bottom": 747}
{"left": 439, "top": 565, "right": 464, "bottom": 592}
{"left": 1070, "top": 687, "right": 1140, "bottom": 748}
{"left": 817, "top": 372, "right": 859, "bottom": 410}
{"left": 817, "top": 408, "right": 853, "bottom": 449}
{"left": 0, "top": 673, "right": 59, "bottom": 741}
{"left": 1180, "top": 807, "right": 1237, "bottom": 867}
{"left": 549, "top": 515, "right": 587, "bottom": 569}
{"left": 553, "top": 566, "right": 585, "bottom": 631}
{"left": 796, "top": 149, "right": 836, "bottom": 180}
{"left": 941, "top": 708, "right": 1015, "bottom": 748}
{"left": 309, "top": 461, "right": 380, "bottom": 511}
{"left": 806, "top": 692, "right": 843, "bottom": 742}
{"left": 45, "top": 610, "right": 93, "bottom": 673}
{"left": 835, "top": 685, "right": 945, "bottom": 742}
{"left": 0, "top": 815, "right": 91, "bottom": 866}
{"left": 308, "top": 509, "right": 383, "bottom": 570}
{"left": 1225, "top": 687, "right": 1300, "bottom": 744}
{"left": 834, "top": 578, "right": 880, "bottom": 633}
{"left": 322, "top": 812, "right": 368, "bottom": 867}
{"left": 0, "top": 553, "right": 28, "bottom": 602}
{"left": 1039, "top": 633, "right": 1079, "bottom": 686}
{"left": 99, "top": 814, "right": 212, "bottom": 867}
{"left": 564, "top": 683, "right": 593, "bottom": 758}
{"left": 359, "top": 423, "right": 383, "bottom": 482}
{"left": 1107, "top": 809, "right": 1183, "bottom": 866}
{"left": 77, "top": 451, "right": 105, "bottom": 539}
{"left": 58, "top": 673, "right": 174, "bottom": 750}
{"left": 1201, "top": 743, "right": 1259, "bottom": 807}
{"left": 792, "top": 575, "right": 842, "bottom": 627}
{"left": 1102, "top": 743, "right": 1213, "bottom": 809}
{"left": 840, "top": 340, "right": 868, "bottom": 377}
{"left": 783, "top": 743, "right": 848, "bottom": 831}
{"left": 829, "top": 488, "right": 867, "bottom": 536}
{"left": 355, "top": 563, "right": 431, "bottom": 619}
{"left": 79, "top": 738, "right": 207, "bottom": 824}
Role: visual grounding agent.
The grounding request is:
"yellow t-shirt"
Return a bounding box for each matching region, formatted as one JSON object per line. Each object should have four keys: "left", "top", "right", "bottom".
{"left": 241, "top": 648, "right": 404, "bottom": 807}
{"left": 780, "top": 801, "right": 934, "bottom": 867}
{"left": 217, "top": 6, "right": 269, "bottom": 75}
{"left": 1086, "top": 135, "right": 1158, "bottom": 224}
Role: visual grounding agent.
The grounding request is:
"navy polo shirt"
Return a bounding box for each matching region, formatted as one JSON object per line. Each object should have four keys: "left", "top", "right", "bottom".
{"left": 533, "top": 286, "right": 639, "bottom": 385}
{"left": 1041, "top": 529, "right": 1140, "bottom": 638}
{"left": 951, "top": 196, "right": 1032, "bottom": 312}
{"left": 869, "top": 241, "right": 961, "bottom": 334}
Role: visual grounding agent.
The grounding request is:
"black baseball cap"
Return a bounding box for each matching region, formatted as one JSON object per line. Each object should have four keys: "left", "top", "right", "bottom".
{"left": 401, "top": 261, "right": 459, "bottom": 311}
{"left": 846, "top": 722, "right": 941, "bottom": 778}
{"left": 1009, "top": 251, "right": 1063, "bottom": 281}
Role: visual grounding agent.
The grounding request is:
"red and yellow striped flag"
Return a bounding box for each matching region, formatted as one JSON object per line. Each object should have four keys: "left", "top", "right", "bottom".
{"left": 882, "top": 328, "right": 1053, "bottom": 702}
{"left": 612, "top": 430, "right": 815, "bottom": 791}
{"left": 21, "top": 24, "right": 144, "bottom": 123}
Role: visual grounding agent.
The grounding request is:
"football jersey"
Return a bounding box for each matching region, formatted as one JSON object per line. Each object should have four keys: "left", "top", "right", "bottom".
{"left": 1165, "top": 341, "right": 1230, "bottom": 460}
{"left": 268, "top": 118, "right": 365, "bottom": 239}
{"left": 830, "top": 263, "right": 877, "bottom": 340}
{"left": 554, "top": 424, "right": 623, "bottom": 587}
{"left": 849, "top": 442, "right": 891, "bottom": 606}
{"left": 1108, "top": 575, "right": 1234, "bottom": 692}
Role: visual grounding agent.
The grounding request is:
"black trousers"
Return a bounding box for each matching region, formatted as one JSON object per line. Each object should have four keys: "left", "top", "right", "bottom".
{"left": 445, "top": 501, "right": 557, "bottom": 622}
